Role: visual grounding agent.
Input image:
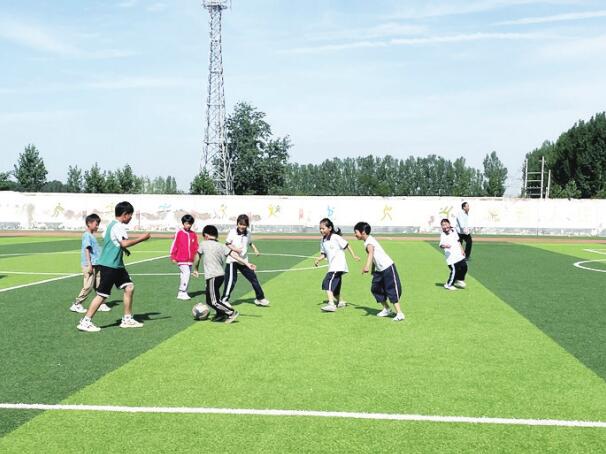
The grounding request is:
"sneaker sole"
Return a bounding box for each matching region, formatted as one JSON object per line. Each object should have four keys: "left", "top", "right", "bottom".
{"left": 77, "top": 326, "right": 100, "bottom": 333}
{"left": 224, "top": 312, "right": 239, "bottom": 324}
{"left": 120, "top": 323, "right": 143, "bottom": 328}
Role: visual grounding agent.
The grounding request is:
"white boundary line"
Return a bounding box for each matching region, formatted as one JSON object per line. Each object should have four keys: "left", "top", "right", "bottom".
{"left": 573, "top": 249, "right": 606, "bottom": 273}
{"left": 0, "top": 403, "right": 604, "bottom": 428}
{"left": 0, "top": 253, "right": 326, "bottom": 278}
{"left": 0, "top": 255, "right": 168, "bottom": 293}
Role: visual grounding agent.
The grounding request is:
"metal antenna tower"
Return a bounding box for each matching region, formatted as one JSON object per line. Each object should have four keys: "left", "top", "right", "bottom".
{"left": 202, "top": 0, "right": 232, "bottom": 194}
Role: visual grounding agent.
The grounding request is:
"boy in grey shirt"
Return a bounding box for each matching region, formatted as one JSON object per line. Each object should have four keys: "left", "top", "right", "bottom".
{"left": 193, "top": 225, "right": 256, "bottom": 323}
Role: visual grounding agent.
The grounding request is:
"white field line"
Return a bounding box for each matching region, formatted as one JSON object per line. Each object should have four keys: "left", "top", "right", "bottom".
{"left": 0, "top": 253, "right": 327, "bottom": 278}
{"left": 574, "top": 249, "right": 606, "bottom": 273}
{"left": 0, "top": 403, "right": 605, "bottom": 428}
{"left": 0, "top": 250, "right": 168, "bottom": 257}
{"left": 0, "top": 255, "right": 168, "bottom": 293}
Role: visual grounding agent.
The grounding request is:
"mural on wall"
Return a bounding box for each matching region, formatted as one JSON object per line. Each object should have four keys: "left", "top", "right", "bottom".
{"left": 1, "top": 192, "right": 605, "bottom": 235}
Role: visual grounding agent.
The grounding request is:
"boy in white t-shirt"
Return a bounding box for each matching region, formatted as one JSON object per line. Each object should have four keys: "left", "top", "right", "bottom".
{"left": 439, "top": 218, "right": 468, "bottom": 290}
{"left": 353, "top": 222, "right": 405, "bottom": 322}
{"left": 314, "top": 218, "right": 359, "bottom": 312}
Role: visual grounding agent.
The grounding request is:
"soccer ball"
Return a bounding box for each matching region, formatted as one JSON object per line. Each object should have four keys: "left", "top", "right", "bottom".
{"left": 192, "top": 303, "right": 210, "bottom": 321}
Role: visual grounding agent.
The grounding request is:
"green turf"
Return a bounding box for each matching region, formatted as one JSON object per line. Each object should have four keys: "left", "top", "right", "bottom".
{"left": 1, "top": 237, "right": 605, "bottom": 452}
{"left": 465, "top": 242, "right": 606, "bottom": 381}
{"left": 2, "top": 239, "right": 605, "bottom": 452}
{"left": 0, "top": 238, "right": 313, "bottom": 437}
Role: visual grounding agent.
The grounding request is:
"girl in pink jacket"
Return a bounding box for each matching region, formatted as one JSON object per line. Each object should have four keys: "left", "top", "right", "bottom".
{"left": 170, "top": 214, "right": 199, "bottom": 300}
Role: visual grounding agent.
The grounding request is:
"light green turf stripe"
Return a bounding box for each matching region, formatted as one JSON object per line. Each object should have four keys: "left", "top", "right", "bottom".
{"left": 523, "top": 242, "right": 606, "bottom": 260}
{"left": 2, "top": 241, "right": 606, "bottom": 452}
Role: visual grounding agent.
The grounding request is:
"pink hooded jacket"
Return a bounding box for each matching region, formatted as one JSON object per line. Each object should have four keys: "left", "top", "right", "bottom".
{"left": 170, "top": 228, "right": 199, "bottom": 264}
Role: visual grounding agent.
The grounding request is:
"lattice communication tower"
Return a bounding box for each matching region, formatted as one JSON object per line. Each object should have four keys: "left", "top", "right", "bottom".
{"left": 202, "top": 0, "right": 232, "bottom": 194}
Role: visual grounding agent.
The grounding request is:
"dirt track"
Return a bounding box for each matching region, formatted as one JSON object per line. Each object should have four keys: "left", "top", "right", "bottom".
{"left": 0, "top": 231, "right": 604, "bottom": 243}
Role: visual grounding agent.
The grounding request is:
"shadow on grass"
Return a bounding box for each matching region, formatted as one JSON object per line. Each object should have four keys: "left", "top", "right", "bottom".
{"left": 99, "top": 312, "right": 171, "bottom": 328}
{"left": 347, "top": 302, "right": 382, "bottom": 316}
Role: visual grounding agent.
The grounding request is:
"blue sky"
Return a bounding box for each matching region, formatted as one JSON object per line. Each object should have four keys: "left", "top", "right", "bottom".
{"left": 1, "top": 0, "right": 606, "bottom": 194}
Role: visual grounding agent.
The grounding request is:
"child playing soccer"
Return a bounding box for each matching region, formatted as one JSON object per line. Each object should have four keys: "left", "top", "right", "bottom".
{"left": 439, "top": 218, "right": 468, "bottom": 290}
{"left": 76, "top": 201, "right": 151, "bottom": 333}
{"left": 193, "top": 225, "right": 256, "bottom": 324}
{"left": 69, "top": 213, "right": 111, "bottom": 313}
{"left": 170, "top": 214, "right": 199, "bottom": 300}
{"left": 314, "top": 218, "right": 359, "bottom": 312}
{"left": 353, "top": 221, "right": 405, "bottom": 322}
{"left": 222, "top": 214, "right": 270, "bottom": 307}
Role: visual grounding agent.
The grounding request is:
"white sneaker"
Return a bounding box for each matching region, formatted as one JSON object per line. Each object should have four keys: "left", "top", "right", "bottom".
{"left": 254, "top": 298, "right": 270, "bottom": 307}
{"left": 98, "top": 303, "right": 111, "bottom": 312}
{"left": 77, "top": 318, "right": 100, "bottom": 332}
{"left": 393, "top": 312, "right": 405, "bottom": 322}
{"left": 120, "top": 318, "right": 143, "bottom": 328}
{"left": 321, "top": 304, "right": 337, "bottom": 312}
{"left": 177, "top": 292, "right": 191, "bottom": 300}
{"left": 70, "top": 303, "right": 86, "bottom": 314}
{"left": 454, "top": 280, "right": 466, "bottom": 289}
{"left": 444, "top": 284, "right": 458, "bottom": 291}
{"left": 377, "top": 308, "right": 393, "bottom": 317}
{"left": 336, "top": 300, "right": 347, "bottom": 308}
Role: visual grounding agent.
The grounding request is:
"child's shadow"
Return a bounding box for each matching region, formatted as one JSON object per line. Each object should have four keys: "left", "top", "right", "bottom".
{"left": 105, "top": 300, "right": 121, "bottom": 308}
{"left": 434, "top": 282, "right": 445, "bottom": 287}
{"left": 347, "top": 302, "right": 381, "bottom": 317}
{"left": 100, "top": 312, "right": 170, "bottom": 328}
{"left": 190, "top": 290, "right": 206, "bottom": 298}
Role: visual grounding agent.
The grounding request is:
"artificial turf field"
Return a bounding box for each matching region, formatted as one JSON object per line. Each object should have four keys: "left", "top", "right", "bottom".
{"left": 0, "top": 235, "right": 605, "bottom": 453}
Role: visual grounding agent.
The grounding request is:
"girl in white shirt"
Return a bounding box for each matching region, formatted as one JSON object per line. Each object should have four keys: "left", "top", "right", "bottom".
{"left": 314, "top": 218, "right": 359, "bottom": 312}
{"left": 439, "top": 218, "right": 468, "bottom": 290}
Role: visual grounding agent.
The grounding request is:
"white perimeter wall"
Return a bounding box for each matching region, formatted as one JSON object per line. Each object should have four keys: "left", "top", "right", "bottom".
{"left": 0, "top": 191, "right": 605, "bottom": 236}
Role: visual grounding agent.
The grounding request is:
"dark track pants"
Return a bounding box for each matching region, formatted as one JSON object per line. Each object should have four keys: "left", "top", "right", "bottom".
{"left": 458, "top": 233, "right": 472, "bottom": 259}
{"left": 206, "top": 276, "right": 234, "bottom": 316}
{"left": 222, "top": 262, "right": 265, "bottom": 301}
{"left": 446, "top": 260, "right": 468, "bottom": 287}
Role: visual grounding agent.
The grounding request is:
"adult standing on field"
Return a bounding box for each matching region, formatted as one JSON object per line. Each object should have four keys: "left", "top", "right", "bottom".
{"left": 455, "top": 202, "right": 472, "bottom": 260}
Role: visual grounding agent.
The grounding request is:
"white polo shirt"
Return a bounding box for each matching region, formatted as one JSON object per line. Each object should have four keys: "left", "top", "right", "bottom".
{"left": 440, "top": 229, "right": 465, "bottom": 265}
{"left": 225, "top": 228, "right": 251, "bottom": 264}
{"left": 455, "top": 211, "right": 470, "bottom": 235}
{"left": 321, "top": 234, "right": 349, "bottom": 273}
{"left": 363, "top": 235, "right": 394, "bottom": 272}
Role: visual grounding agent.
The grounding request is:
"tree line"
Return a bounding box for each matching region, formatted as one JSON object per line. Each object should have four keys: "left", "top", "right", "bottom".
{"left": 2, "top": 101, "right": 514, "bottom": 197}
{"left": 524, "top": 112, "right": 606, "bottom": 198}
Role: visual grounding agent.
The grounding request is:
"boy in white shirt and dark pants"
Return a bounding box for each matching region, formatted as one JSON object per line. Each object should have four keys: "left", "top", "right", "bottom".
{"left": 455, "top": 202, "right": 472, "bottom": 260}
{"left": 354, "top": 222, "right": 405, "bottom": 322}
{"left": 439, "top": 218, "right": 468, "bottom": 290}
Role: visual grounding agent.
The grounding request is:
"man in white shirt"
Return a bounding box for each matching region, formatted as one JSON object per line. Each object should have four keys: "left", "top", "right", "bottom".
{"left": 439, "top": 218, "right": 468, "bottom": 290}
{"left": 455, "top": 202, "right": 472, "bottom": 260}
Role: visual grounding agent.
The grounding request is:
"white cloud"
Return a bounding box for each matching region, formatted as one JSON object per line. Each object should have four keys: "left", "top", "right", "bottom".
{"left": 146, "top": 2, "right": 167, "bottom": 13}
{"left": 538, "top": 34, "right": 606, "bottom": 59}
{"left": 495, "top": 10, "right": 606, "bottom": 26}
{"left": 285, "top": 32, "right": 545, "bottom": 54}
{"left": 0, "top": 19, "right": 78, "bottom": 56}
{"left": 308, "top": 22, "right": 427, "bottom": 42}
{"left": 82, "top": 76, "right": 196, "bottom": 90}
{"left": 388, "top": 0, "right": 585, "bottom": 20}
{"left": 0, "top": 17, "right": 134, "bottom": 59}
{"left": 117, "top": 0, "right": 138, "bottom": 8}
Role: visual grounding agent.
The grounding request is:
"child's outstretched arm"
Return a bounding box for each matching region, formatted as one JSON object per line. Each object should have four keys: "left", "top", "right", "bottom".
{"left": 346, "top": 244, "right": 360, "bottom": 261}
{"left": 192, "top": 253, "right": 201, "bottom": 278}
{"left": 120, "top": 233, "right": 151, "bottom": 249}
{"left": 228, "top": 250, "right": 256, "bottom": 270}
{"left": 251, "top": 243, "right": 260, "bottom": 256}
{"left": 362, "top": 245, "right": 374, "bottom": 273}
{"left": 314, "top": 252, "right": 326, "bottom": 267}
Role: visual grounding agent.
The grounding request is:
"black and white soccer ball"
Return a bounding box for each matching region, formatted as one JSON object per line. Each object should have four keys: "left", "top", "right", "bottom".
{"left": 192, "top": 303, "right": 210, "bottom": 321}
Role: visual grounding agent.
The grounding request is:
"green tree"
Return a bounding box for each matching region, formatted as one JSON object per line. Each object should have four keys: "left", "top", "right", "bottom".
{"left": 41, "top": 180, "right": 67, "bottom": 192}
{"left": 83, "top": 163, "right": 106, "bottom": 193}
{"left": 0, "top": 171, "right": 18, "bottom": 191}
{"left": 66, "top": 165, "right": 83, "bottom": 192}
{"left": 549, "top": 112, "right": 606, "bottom": 198}
{"left": 105, "top": 171, "right": 121, "bottom": 193}
{"left": 226, "top": 102, "right": 291, "bottom": 195}
{"left": 13, "top": 144, "right": 47, "bottom": 191}
{"left": 483, "top": 151, "right": 508, "bottom": 196}
{"left": 116, "top": 164, "right": 137, "bottom": 193}
{"left": 190, "top": 170, "right": 217, "bottom": 195}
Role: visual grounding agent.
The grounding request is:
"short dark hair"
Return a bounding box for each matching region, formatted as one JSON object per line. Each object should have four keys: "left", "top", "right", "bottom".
{"left": 236, "top": 214, "right": 250, "bottom": 226}
{"left": 441, "top": 218, "right": 451, "bottom": 224}
{"left": 354, "top": 222, "right": 371, "bottom": 235}
{"left": 115, "top": 201, "right": 134, "bottom": 217}
{"left": 462, "top": 202, "right": 468, "bottom": 209}
{"left": 181, "top": 214, "right": 195, "bottom": 225}
{"left": 320, "top": 218, "right": 342, "bottom": 236}
{"left": 85, "top": 213, "right": 101, "bottom": 225}
{"left": 202, "top": 225, "right": 218, "bottom": 238}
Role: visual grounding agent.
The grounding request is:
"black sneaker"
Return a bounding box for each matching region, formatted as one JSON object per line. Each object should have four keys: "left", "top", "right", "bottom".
{"left": 212, "top": 313, "right": 227, "bottom": 322}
